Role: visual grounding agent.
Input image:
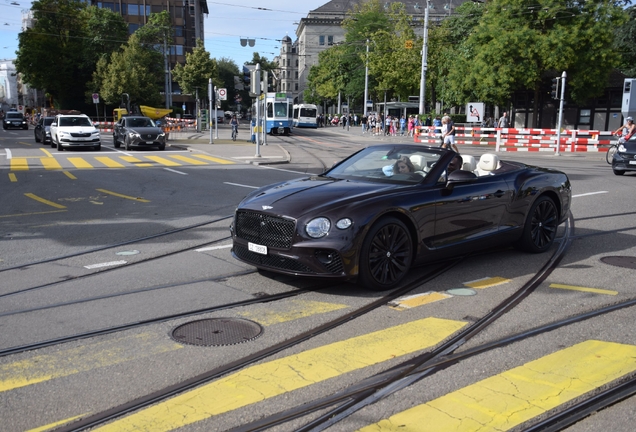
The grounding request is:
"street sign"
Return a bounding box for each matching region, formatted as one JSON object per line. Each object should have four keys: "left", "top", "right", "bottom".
{"left": 466, "top": 102, "right": 484, "bottom": 123}
{"left": 405, "top": 40, "right": 413, "bottom": 49}
{"left": 218, "top": 88, "right": 227, "bottom": 100}
{"left": 92, "top": 93, "right": 99, "bottom": 104}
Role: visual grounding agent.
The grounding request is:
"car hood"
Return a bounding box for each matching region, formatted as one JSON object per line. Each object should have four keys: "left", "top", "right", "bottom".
{"left": 239, "top": 176, "right": 399, "bottom": 217}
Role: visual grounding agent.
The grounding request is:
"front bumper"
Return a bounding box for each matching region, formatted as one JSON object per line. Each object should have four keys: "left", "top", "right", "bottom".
{"left": 612, "top": 152, "right": 636, "bottom": 172}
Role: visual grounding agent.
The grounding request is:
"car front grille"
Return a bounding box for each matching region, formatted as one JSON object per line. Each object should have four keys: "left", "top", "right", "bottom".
{"left": 234, "top": 244, "right": 313, "bottom": 273}
{"left": 70, "top": 132, "right": 91, "bottom": 138}
{"left": 235, "top": 211, "right": 295, "bottom": 249}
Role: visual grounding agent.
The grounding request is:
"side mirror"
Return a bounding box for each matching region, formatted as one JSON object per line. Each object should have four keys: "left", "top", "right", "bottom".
{"left": 50, "top": 122, "right": 57, "bottom": 127}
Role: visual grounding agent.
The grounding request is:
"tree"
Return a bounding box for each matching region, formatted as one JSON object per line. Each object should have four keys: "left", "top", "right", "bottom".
{"left": 172, "top": 40, "right": 218, "bottom": 98}
{"left": 614, "top": 5, "right": 636, "bottom": 77}
{"left": 216, "top": 58, "right": 241, "bottom": 112}
{"left": 444, "top": 0, "right": 628, "bottom": 127}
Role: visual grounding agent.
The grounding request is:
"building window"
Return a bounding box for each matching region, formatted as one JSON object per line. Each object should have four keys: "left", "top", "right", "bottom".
{"left": 319, "top": 35, "right": 325, "bottom": 46}
{"left": 295, "top": 71, "right": 298, "bottom": 79}
{"left": 579, "top": 109, "right": 591, "bottom": 125}
{"left": 328, "top": 35, "right": 334, "bottom": 45}
{"left": 128, "top": 23, "right": 139, "bottom": 34}
{"left": 145, "top": 5, "right": 151, "bottom": 16}
{"left": 128, "top": 3, "right": 140, "bottom": 15}
{"left": 296, "top": 59, "right": 299, "bottom": 66}
{"left": 174, "top": 26, "right": 183, "bottom": 37}
{"left": 120, "top": 3, "right": 127, "bottom": 14}
{"left": 295, "top": 83, "right": 298, "bottom": 91}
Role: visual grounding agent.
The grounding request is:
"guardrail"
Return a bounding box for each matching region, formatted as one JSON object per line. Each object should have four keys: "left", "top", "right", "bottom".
{"left": 414, "top": 126, "right": 614, "bottom": 152}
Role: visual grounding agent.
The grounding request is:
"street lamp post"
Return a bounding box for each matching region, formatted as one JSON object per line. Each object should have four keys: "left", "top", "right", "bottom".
{"left": 418, "top": 0, "right": 430, "bottom": 116}
{"left": 364, "top": 39, "right": 369, "bottom": 116}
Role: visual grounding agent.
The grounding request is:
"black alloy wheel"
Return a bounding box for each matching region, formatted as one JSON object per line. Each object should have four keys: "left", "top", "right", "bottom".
{"left": 359, "top": 217, "right": 413, "bottom": 291}
{"left": 113, "top": 135, "right": 120, "bottom": 148}
{"left": 517, "top": 196, "right": 558, "bottom": 253}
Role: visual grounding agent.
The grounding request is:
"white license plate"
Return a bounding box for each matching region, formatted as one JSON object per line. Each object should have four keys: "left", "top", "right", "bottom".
{"left": 629, "top": 161, "right": 636, "bottom": 165}
{"left": 248, "top": 242, "right": 268, "bottom": 255}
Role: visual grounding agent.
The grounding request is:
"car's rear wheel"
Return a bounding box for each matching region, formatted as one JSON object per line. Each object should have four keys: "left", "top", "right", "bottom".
{"left": 358, "top": 217, "right": 413, "bottom": 291}
{"left": 613, "top": 169, "right": 625, "bottom": 176}
{"left": 517, "top": 196, "right": 558, "bottom": 253}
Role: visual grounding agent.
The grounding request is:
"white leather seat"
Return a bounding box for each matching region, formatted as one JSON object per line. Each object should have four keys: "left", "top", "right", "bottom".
{"left": 460, "top": 154, "right": 476, "bottom": 172}
{"left": 475, "top": 153, "right": 501, "bottom": 176}
{"left": 409, "top": 155, "right": 426, "bottom": 171}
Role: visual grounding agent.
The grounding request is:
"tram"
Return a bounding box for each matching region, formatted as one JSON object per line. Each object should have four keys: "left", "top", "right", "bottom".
{"left": 252, "top": 92, "right": 293, "bottom": 135}
{"left": 292, "top": 103, "right": 318, "bottom": 128}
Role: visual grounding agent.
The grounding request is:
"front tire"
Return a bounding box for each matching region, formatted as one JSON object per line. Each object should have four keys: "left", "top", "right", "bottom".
{"left": 125, "top": 137, "right": 131, "bottom": 151}
{"left": 613, "top": 169, "right": 625, "bottom": 176}
{"left": 517, "top": 196, "right": 558, "bottom": 253}
{"left": 358, "top": 217, "right": 413, "bottom": 291}
{"left": 113, "top": 135, "right": 120, "bottom": 148}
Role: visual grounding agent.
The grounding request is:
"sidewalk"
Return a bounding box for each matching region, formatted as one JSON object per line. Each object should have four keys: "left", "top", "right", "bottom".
{"left": 166, "top": 125, "right": 290, "bottom": 165}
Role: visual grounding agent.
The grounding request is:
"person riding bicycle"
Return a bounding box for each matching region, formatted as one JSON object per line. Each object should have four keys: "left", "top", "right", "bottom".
{"left": 613, "top": 116, "right": 636, "bottom": 142}
{"left": 229, "top": 115, "right": 239, "bottom": 139}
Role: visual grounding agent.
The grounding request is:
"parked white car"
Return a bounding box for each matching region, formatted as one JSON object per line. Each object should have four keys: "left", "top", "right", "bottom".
{"left": 50, "top": 114, "right": 101, "bottom": 151}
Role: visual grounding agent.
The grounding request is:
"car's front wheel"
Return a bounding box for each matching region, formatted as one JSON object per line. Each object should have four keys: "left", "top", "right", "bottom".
{"left": 125, "top": 137, "right": 131, "bottom": 151}
{"left": 113, "top": 135, "right": 120, "bottom": 148}
{"left": 55, "top": 137, "right": 63, "bottom": 151}
{"left": 358, "top": 217, "right": 413, "bottom": 291}
{"left": 517, "top": 196, "right": 558, "bottom": 253}
{"left": 613, "top": 169, "right": 625, "bottom": 176}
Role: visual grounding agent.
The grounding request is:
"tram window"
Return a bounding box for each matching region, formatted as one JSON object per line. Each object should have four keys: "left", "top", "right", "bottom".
{"left": 267, "top": 103, "right": 273, "bottom": 118}
{"left": 275, "top": 103, "right": 287, "bottom": 118}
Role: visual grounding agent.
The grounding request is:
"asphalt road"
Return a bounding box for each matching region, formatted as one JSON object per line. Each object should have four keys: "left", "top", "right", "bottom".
{"left": 1, "top": 126, "right": 635, "bottom": 432}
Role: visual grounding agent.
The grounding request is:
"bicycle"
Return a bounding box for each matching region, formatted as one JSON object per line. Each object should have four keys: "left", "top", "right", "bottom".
{"left": 606, "top": 133, "right": 627, "bottom": 164}
{"left": 231, "top": 125, "right": 238, "bottom": 141}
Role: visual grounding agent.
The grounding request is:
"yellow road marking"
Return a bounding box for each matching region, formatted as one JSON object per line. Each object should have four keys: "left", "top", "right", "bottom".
{"left": 10, "top": 158, "right": 28, "bottom": 171}
{"left": 389, "top": 292, "right": 452, "bottom": 311}
{"left": 549, "top": 283, "right": 618, "bottom": 296}
{"left": 359, "top": 340, "right": 636, "bottom": 432}
{"left": 41, "top": 157, "right": 62, "bottom": 170}
{"left": 0, "top": 209, "right": 66, "bottom": 218}
{"left": 119, "top": 156, "right": 152, "bottom": 167}
{"left": 0, "top": 333, "right": 182, "bottom": 393}
{"left": 168, "top": 154, "right": 209, "bottom": 165}
{"left": 39, "top": 148, "right": 53, "bottom": 157}
{"left": 237, "top": 300, "right": 348, "bottom": 326}
{"left": 18, "top": 141, "right": 32, "bottom": 146}
{"left": 63, "top": 171, "right": 77, "bottom": 180}
{"left": 24, "top": 193, "right": 66, "bottom": 209}
{"left": 464, "top": 276, "right": 511, "bottom": 289}
{"left": 96, "top": 188, "right": 150, "bottom": 203}
{"left": 68, "top": 157, "right": 93, "bottom": 169}
{"left": 8, "top": 173, "right": 17, "bottom": 182}
{"left": 26, "top": 414, "right": 88, "bottom": 432}
{"left": 144, "top": 155, "right": 182, "bottom": 166}
{"left": 192, "top": 154, "right": 235, "bottom": 164}
{"left": 95, "top": 157, "right": 125, "bottom": 168}
{"left": 92, "top": 318, "right": 467, "bottom": 432}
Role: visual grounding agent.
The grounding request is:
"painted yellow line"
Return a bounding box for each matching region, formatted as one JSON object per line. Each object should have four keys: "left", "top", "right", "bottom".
{"left": 168, "top": 154, "right": 209, "bottom": 165}
{"left": 0, "top": 209, "right": 66, "bottom": 218}
{"left": 95, "top": 156, "right": 125, "bottom": 168}
{"left": 24, "top": 193, "right": 66, "bottom": 209}
{"left": 96, "top": 189, "right": 150, "bottom": 203}
{"left": 63, "top": 171, "right": 77, "bottom": 180}
{"left": 92, "top": 318, "right": 467, "bottom": 432}
{"left": 68, "top": 157, "right": 93, "bottom": 169}
{"left": 26, "top": 413, "right": 88, "bottom": 432}
{"left": 144, "top": 155, "right": 182, "bottom": 166}
{"left": 41, "top": 157, "right": 63, "bottom": 170}
{"left": 39, "top": 148, "right": 53, "bottom": 157}
{"left": 0, "top": 333, "right": 182, "bottom": 393}
{"left": 10, "top": 158, "right": 28, "bottom": 171}
{"left": 549, "top": 283, "right": 618, "bottom": 296}
{"left": 464, "top": 276, "right": 511, "bottom": 289}
{"left": 192, "top": 154, "right": 235, "bottom": 164}
{"left": 359, "top": 340, "right": 636, "bottom": 432}
{"left": 389, "top": 292, "right": 452, "bottom": 311}
{"left": 8, "top": 173, "right": 17, "bottom": 182}
{"left": 119, "top": 156, "right": 152, "bottom": 167}
{"left": 237, "top": 300, "right": 348, "bottom": 326}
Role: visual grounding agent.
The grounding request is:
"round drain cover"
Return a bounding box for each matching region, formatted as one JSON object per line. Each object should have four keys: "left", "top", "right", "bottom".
{"left": 600, "top": 256, "right": 636, "bottom": 270}
{"left": 171, "top": 318, "right": 263, "bottom": 347}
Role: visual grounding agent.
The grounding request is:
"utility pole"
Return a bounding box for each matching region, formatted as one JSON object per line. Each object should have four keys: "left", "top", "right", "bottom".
{"left": 555, "top": 71, "right": 566, "bottom": 157}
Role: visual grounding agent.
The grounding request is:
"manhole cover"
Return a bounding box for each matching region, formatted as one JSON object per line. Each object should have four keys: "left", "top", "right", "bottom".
{"left": 446, "top": 288, "right": 477, "bottom": 296}
{"left": 600, "top": 256, "right": 636, "bottom": 270}
{"left": 171, "top": 318, "right": 263, "bottom": 347}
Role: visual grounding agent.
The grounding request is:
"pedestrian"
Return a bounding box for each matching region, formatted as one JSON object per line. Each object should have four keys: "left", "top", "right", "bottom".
{"left": 498, "top": 111, "right": 510, "bottom": 128}
{"left": 441, "top": 116, "right": 460, "bottom": 153}
{"left": 433, "top": 116, "right": 442, "bottom": 136}
{"left": 407, "top": 116, "right": 414, "bottom": 137}
{"left": 361, "top": 114, "right": 368, "bottom": 133}
{"left": 425, "top": 115, "right": 432, "bottom": 127}
{"left": 400, "top": 115, "right": 406, "bottom": 136}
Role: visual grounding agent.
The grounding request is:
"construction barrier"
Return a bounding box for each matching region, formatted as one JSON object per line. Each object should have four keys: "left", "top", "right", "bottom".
{"left": 414, "top": 126, "right": 614, "bottom": 152}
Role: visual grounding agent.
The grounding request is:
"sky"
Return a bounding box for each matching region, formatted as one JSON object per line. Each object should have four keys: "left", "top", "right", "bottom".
{"left": 0, "top": 0, "right": 328, "bottom": 66}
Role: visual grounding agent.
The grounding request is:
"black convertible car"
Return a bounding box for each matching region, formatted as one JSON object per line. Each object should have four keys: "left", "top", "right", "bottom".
{"left": 231, "top": 144, "right": 571, "bottom": 291}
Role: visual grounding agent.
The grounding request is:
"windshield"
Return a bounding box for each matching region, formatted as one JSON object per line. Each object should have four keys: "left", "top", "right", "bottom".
{"left": 300, "top": 108, "right": 317, "bottom": 117}
{"left": 6, "top": 113, "right": 23, "bottom": 120}
{"left": 325, "top": 146, "right": 445, "bottom": 184}
{"left": 128, "top": 117, "right": 154, "bottom": 128}
{"left": 59, "top": 117, "right": 92, "bottom": 127}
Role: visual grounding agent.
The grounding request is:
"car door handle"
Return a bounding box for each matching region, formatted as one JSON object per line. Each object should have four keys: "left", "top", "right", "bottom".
{"left": 494, "top": 190, "right": 506, "bottom": 198}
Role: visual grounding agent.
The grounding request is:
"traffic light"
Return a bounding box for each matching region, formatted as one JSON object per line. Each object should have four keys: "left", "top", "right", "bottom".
{"left": 551, "top": 77, "right": 559, "bottom": 100}
{"left": 243, "top": 65, "right": 251, "bottom": 87}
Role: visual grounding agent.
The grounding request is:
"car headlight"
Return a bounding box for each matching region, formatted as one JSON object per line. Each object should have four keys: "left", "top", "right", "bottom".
{"left": 619, "top": 144, "right": 626, "bottom": 152}
{"left": 128, "top": 132, "right": 141, "bottom": 139}
{"left": 336, "top": 218, "right": 352, "bottom": 229}
{"left": 306, "top": 217, "right": 331, "bottom": 238}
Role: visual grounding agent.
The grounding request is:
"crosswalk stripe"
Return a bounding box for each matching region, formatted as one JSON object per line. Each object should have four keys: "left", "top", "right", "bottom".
{"left": 91, "top": 318, "right": 467, "bottom": 431}
{"left": 119, "top": 156, "right": 153, "bottom": 167}
{"left": 168, "top": 155, "right": 209, "bottom": 165}
{"left": 192, "top": 154, "right": 235, "bottom": 164}
{"left": 10, "top": 158, "right": 28, "bottom": 171}
{"left": 359, "top": 340, "right": 636, "bottom": 432}
{"left": 40, "top": 158, "right": 62, "bottom": 170}
{"left": 68, "top": 157, "right": 94, "bottom": 169}
{"left": 95, "top": 157, "right": 125, "bottom": 168}
{"left": 144, "top": 156, "right": 182, "bottom": 167}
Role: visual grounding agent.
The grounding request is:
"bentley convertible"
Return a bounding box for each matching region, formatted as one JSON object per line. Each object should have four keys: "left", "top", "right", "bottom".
{"left": 230, "top": 144, "right": 571, "bottom": 291}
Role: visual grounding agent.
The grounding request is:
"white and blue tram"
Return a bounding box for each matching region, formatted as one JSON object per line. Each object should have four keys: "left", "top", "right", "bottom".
{"left": 292, "top": 103, "right": 318, "bottom": 128}
{"left": 253, "top": 92, "right": 294, "bottom": 135}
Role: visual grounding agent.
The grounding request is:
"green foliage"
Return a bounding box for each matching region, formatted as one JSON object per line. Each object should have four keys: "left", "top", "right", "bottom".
{"left": 614, "top": 5, "right": 636, "bottom": 77}
{"left": 172, "top": 40, "right": 218, "bottom": 96}
{"left": 135, "top": 10, "right": 173, "bottom": 48}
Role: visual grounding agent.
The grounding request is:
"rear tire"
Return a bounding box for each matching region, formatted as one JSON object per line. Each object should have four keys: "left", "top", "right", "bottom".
{"left": 358, "top": 217, "right": 413, "bottom": 291}
{"left": 517, "top": 196, "right": 558, "bottom": 253}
